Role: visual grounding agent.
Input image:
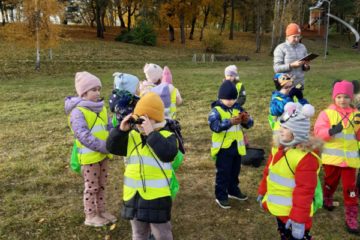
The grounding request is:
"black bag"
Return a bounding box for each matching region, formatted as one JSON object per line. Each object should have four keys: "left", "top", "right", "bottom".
{"left": 241, "top": 147, "right": 265, "bottom": 168}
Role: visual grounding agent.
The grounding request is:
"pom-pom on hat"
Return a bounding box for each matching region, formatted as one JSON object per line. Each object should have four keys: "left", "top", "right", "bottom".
{"left": 224, "top": 65, "right": 239, "bottom": 79}
{"left": 144, "top": 63, "right": 163, "bottom": 83}
{"left": 286, "top": 23, "right": 301, "bottom": 36}
{"left": 280, "top": 102, "right": 315, "bottom": 146}
{"left": 75, "top": 71, "right": 102, "bottom": 97}
{"left": 133, "top": 92, "right": 164, "bottom": 122}
{"left": 162, "top": 66, "right": 173, "bottom": 84}
{"left": 332, "top": 80, "right": 354, "bottom": 100}
{"left": 218, "top": 80, "right": 238, "bottom": 100}
{"left": 113, "top": 72, "right": 139, "bottom": 95}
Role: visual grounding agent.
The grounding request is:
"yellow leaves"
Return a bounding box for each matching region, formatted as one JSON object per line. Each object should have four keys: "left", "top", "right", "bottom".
{"left": 109, "top": 224, "right": 116, "bottom": 231}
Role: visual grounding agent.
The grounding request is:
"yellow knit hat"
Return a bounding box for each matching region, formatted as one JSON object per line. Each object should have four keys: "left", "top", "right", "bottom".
{"left": 133, "top": 92, "right": 164, "bottom": 122}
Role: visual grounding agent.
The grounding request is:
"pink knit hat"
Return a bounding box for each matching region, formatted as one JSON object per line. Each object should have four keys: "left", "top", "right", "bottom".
{"left": 75, "top": 71, "right": 102, "bottom": 96}
{"left": 332, "top": 80, "right": 354, "bottom": 100}
{"left": 143, "top": 63, "right": 163, "bottom": 83}
{"left": 162, "top": 66, "right": 172, "bottom": 84}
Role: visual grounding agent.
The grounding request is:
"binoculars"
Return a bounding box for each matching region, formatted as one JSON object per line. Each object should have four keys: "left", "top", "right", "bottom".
{"left": 354, "top": 113, "right": 360, "bottom": 124}
{"left": 128, "top": 117, "right": 144, "bottom": 125}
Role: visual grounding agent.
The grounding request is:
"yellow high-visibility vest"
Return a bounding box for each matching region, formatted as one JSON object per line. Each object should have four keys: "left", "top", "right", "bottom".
{"left": 211, "top": 106, "right": 246, "bottom": 159}
{"left": 263, "top": 147, "right": 320, "bottom": 217}
{"left": 235, "top": 82, "right": 242, "bottom": 98}
{"left": 72, "top": 106, "right": 113, "bottom": 165}
{"left": 123, "top": 130, "right": 173, "bottom": 201}
{"left": 169, "top": 88, "right": 177, "bottom": 119}
{"left": 321, "top": 109, "right": 360, "bottom": 168}
{"left": 268, "top": 96, "right": 284, "bottom": 135}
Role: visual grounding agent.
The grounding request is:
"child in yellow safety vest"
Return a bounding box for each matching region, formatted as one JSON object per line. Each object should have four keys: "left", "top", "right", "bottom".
{"left": 314, "top": 80, "right": 360, "bottom": 234}
{"left": 64, "top": 71, "right": 116, "bottom": 227}
{"left": 106, "top": 92, "right": 178, "bottom": 240}
{"left": 269, "top": 73, "right": 308, "bottom": 132}
{"left": 208, "top": 81, "right": 253, "bottom": 209}
{"left": 258, "top": 102, "right": 322, "bottom": 240}
{"left": 161, "top": 66, "right": 183, "bottom": 119}
{"left": 224, "top": 65, "right": 246, "bottom": 107}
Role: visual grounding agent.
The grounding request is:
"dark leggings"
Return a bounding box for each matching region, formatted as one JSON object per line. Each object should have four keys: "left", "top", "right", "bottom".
{"left": 276, "top": 218, "right": 312, "bottom": 240}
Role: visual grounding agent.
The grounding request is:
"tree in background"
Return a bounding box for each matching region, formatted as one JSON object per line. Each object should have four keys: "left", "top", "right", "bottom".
{"left": 0, "top": 0, "right": 63, "bottom": 70}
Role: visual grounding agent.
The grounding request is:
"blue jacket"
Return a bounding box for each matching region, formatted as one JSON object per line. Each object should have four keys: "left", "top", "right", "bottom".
{"left": 269, "top": 91, "right": 308, "bottom": 116}
{"left": 208, "top": 100, "right": 254, "bottom": 133}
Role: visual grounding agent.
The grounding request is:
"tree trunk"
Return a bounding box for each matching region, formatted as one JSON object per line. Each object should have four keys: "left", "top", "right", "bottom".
{"left": 220, "top": 0, "right": 228, "bottom": 35}
{"left": 169, "top": 24, "right": 175, "bottom": 42}
{"left": 35, "top": 6, "right": 40, "bottom": 71}
{"left": 101, "top": 8, "right": 106, "bottom": 32}
{"left": 255, "top": 4, "right": 262, "bottom": 53}
{"left": 277, "top": 0, "right": 287, "bottom": 44}
{"left": 179, "top": 12, "right": 185, "bottom": 44}
{"left": 270, "top": 0, "right": 281, "bottom": 54}
{"left": 96, "top": 5, "right": 104, "bottom": 38}
{"left": 127, "top": 6, "right": 131, "bottom": 31}
{"left": 117, "top": 5, "right": 126, "bottom": 28}
{"left": 229, "top": 0, "right": 234, "bottom": 40}
{"left": 189, "top": 16, "right": 196, "bottom": 40}
{"left": 199, "top": 6, "right": 210, "bottom": 41}
{"left": 0, "top": 3, "right": 5, "bottom": 26}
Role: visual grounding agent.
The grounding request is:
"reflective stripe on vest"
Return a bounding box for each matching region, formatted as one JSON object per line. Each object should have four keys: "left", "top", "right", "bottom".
{"left": 322, "top": 109, "right": 360, "bottom": 168}
{"left": 263, "top": 147, "right": 320, "bottom": 217}
{"left": 73, "top": 106, "right": 113, "bottom": 165}
{"left": 211, "top": 106, "right": 246, "bottom": 158}
{"left": 123, "top": 130, "right": 173, "bottom": 201}
{"left": 169, "top": 88, "right": 177, "bottom": 119}
{"left": 236, "top": 82, "right": 242, "bottom": 98}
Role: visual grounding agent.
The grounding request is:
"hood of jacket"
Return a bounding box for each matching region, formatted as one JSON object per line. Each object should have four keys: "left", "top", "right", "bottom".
{"left": 64, "top": 96, "right": 104, "bottom": 115}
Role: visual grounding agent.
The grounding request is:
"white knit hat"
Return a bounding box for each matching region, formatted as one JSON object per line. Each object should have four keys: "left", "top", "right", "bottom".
{"left": 280, "top": 102, "right": 315, "bottom": 146}
{"left": 144, "top": 63, "right": 163, "bottom": 83}
{"left": 224, "top": 65, "right": 239, "bottom": 79}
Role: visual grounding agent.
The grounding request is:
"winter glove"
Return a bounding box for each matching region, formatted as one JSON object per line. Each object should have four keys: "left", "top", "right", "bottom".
{"left": 230, "top": 116, "right": 242, "bottom": 125}
{"left": 285, "top": 219, "right": 305, "bottom": 239}
{"left": 329, "top": 122, "right": 343, "bottom": 136}
{"left": 289, "top": 87, "right": 304, "bottom": 100}
{"left": 239, "top": 111, "right": 250, "bottom": 124}
{"left": 256, "top": 195, "right": 263, "bottom": 209}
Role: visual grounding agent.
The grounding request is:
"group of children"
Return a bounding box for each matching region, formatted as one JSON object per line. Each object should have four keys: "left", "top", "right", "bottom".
{"left": 65, "top": 61, "right": 360, "bottom": 239}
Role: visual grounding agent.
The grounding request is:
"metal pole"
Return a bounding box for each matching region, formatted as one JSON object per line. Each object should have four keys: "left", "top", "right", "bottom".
{"left": 324, "top": 0, "right": 331, "bottom": 59}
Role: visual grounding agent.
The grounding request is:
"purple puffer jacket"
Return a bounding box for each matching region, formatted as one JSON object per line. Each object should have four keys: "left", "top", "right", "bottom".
{"left": 65, "top": 96, "right": 112, "bottom": 154}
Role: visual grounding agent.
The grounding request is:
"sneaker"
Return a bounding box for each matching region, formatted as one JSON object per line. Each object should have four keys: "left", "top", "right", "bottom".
{"left": 345, "top": 206, "right": 359, "bottom": 235}
{"left": 100, "top": 212, "right": 117, "bottom": 223}
{"left": 84, "top": 215, "right": 110, "bottom": 227}
{"left": 215, "top": 199, "right": 231, "bottom": 209}
{"left": 228, "top": 192, "right": 248, "bottom": 201}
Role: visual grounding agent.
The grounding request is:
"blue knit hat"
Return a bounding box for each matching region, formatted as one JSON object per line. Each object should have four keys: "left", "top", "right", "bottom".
{"left": 218, "top": 81, "right": 238, "bottom": 100}
{"left": 113, "top": 72, "right": 139, "bottom": 95}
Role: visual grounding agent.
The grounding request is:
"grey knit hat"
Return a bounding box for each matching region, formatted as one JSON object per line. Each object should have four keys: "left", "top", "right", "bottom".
{"left": 280, "top": 102, "right": 315, "bottom": 147}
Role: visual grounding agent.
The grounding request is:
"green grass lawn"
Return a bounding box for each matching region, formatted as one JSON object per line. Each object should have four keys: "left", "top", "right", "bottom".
{"left": 1, "top": 29, "right": 360, "bottom": 239}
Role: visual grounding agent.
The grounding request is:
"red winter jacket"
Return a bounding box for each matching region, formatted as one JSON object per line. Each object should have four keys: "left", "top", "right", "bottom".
{"left": 258, "top": 146, "right": 320, "bottom": 230}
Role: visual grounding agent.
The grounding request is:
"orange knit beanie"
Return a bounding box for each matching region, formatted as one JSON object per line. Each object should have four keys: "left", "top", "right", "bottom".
{"left": 133, "top": 92, "right": 164, "bottom": 122}
{"left": 286, "top": 23, "right": 301, "bottom": 36}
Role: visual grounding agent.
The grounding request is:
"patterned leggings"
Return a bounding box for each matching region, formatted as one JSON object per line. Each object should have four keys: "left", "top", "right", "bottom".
{"left": 82, "top": 159, "right": 109, "bottom": 217}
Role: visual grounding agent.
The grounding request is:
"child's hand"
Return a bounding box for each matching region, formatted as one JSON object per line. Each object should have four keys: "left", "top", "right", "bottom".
{"left": 329, "top": 122, "right": 343, "bottom": 136}
{"left": 119, "top": 114, "right": 132, "bottom": 132}
{"left": 230, "top": 116, "right": 241, "bottom": 125}
{"left": 239, "top": 112, "right": 250, "bottom": 124}
{"left": 140, "top": 115, "right": 154, "bottom": 136}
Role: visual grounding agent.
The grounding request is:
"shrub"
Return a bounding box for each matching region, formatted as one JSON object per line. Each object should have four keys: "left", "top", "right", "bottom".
{"left": 115, "top": 21, "right": 157, "bottom": 46}
{"left": 202, "top": 32, "right": 224, "bottom": 53}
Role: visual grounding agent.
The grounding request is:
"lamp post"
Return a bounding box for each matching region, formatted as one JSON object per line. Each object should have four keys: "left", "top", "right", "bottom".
{"left": 323, "top": 0, "right": 332, "bottom": 59}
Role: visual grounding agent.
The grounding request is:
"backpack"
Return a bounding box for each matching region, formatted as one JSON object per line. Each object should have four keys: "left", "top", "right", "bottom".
{"left": 241, "top": 147, "right": 265, "bottom": 168}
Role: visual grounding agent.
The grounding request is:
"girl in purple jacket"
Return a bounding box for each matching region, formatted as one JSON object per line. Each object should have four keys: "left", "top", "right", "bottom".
{"left": 65, "top": 71, "right": 115, "bottom": 227}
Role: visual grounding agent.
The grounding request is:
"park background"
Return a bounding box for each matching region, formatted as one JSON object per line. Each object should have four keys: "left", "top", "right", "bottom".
{"left": 1, "top": 0, "right": 360, "bottom": 239}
